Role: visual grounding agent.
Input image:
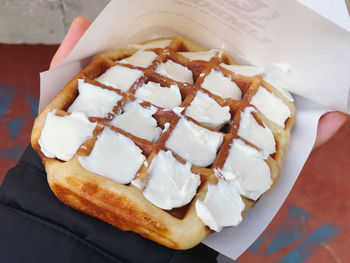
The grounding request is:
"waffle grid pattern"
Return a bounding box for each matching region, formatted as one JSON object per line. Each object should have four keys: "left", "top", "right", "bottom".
{"left": 32, "top": 36, "right": 295, "bottom": 249}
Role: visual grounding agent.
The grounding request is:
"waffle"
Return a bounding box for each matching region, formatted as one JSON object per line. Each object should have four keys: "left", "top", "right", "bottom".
{"left": 31, "top": 36, "right": 295, "bottom": 249}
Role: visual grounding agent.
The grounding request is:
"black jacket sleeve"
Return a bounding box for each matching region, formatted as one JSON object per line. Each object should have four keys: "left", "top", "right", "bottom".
{"left": 0, "top": 145, "right": 218, "bottom": 263}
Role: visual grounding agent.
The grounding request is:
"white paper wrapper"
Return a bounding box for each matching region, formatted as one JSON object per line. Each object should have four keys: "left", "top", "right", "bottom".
{"left": 39, "top": 0, "right": 350, "bottom": 260}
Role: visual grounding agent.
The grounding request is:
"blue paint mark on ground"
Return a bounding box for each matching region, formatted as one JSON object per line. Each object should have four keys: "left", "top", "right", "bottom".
{"left": 288, "top": 206, "right": 311, "bottom": 220}
{"left": 8, "top": 115, "right": 26, "bottom": 140}
{"left": 265, "top": 206, "right": 311, "bottom": 255}
{"left": 0, "top": 145, "right": 23, "bottom": 161}
{"left": 279, "top": 223, "right": 340, "bottom": 263}
{"left": 0, "top": 83, "right": 16, "bottom": 121}
{"left": 22, "top": 93, "right": 39, "bottom": 118}
{"left": 266, "top": 230, "right": 303, "bottom": 256}
{"left": 248, "top": 233, "right": 267, "bottom": 253}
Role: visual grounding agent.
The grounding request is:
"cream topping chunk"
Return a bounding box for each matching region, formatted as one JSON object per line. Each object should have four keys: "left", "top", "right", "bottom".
{"left": 110, "top": 102, "right": 161, "bottom": 142}
{"left": 130, "top": 176, "right": 144, "bottom": 190}
{"left": 129, "top": 39, "right": 172, "bottom": 50}
{"left": 39, "top": 111, "right": 96, "bottom": 161}
{"left": 165, "top": 118, "right": 224, "bottom": 167}
{"left": 141, "top": 150, "right": 201, "bottom": 210}
{"left": 185, "top": 91, "right": 231, "bottom": 129}
{"left": 79, "top": 127, "right": 145, "bottom": 184}
{"left": 155, "top": 60, "right": 193, "bottom": 84}
{"left": 172, "top": 106, "right": 184, "bottom": 116}
{"left": 195, "top": 178, "right": 245, "bottom": 232}
{"left": 178, "top": 50, "right": 217, "bottom": 61}
{"left": 263, "top": 76, "right": 294, "bottom": 102}
{"left": 135, "top": 81, "right": 181, "bottom": 109}
{"left": 95, "top": 65, "right": 143, "bottom": 92}
{"left": 119, "top": 50, "right": 158, "bottom": 68}
{"left": 250, "top": 86, "right": 291, "bottom": 127}
{"left": 201, "top": 69, "right": 242, "bottom": 99}
{"left": 220, "top": 63, "right": 263, "bottom": 77}
{"left": 68, "top": 79, "right": 122, "bottom": 118}
{"left": 221, "top": 139, "right": 272, "bottom": 200}
{"left": 238, "top": 107, "right": 275, "bottom": 156}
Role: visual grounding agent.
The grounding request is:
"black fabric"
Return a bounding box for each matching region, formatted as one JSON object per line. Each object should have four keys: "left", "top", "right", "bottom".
{"left": 0, "top": 145, "right": 218, "bottom": 263}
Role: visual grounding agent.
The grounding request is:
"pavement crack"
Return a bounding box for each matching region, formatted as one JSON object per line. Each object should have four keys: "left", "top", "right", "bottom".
{"left": 59, "top": 0, "right": 69, "bottom": 33}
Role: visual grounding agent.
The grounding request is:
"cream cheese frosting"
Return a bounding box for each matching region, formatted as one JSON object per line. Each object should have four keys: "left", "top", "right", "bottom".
{"left": 195, "top": 178, "right": 245, "bottom": 232}
{"left": 178, "top": 50, "right": 218, "bottom": 61}
{"left": 263, "top": 76, "right": 294, "bottom": 102}
{"left": 39, "top": 111, "right": 96, "bottom": 161}
{"left": 238, "top": 107, "right": 275, "bottom": 156}
{"left": 79, "top": 127, "right": 145, "bottom": 184}
{"left": 250, "top": 86, "right": 291, "bottom": 127}
{"left": 155, "top": 60, "right": 193, "bottom": 84}
{"left": 134, "top": 81, "right": 181, "bottom": 109}
{"left": 110, "top": 101, "right": 162, "bottom": 142}
{"left": 129, "top": 39, "right": 172, "bottom": 50}
{"left": 141, "top": 150, "right": 201, "bottom": 210}
{"left": 172, "top": 106, "right": 184, "bottom": 116}
{"left": 68, "top": 79, "right": 122, "bottom": 118}
{"left": 221, "top": 139, "right": 272, "bottom": 200}
{"left": 220, "top": 63, "right": 263, "bottom": 77}
{"left": 185, "top": 91, "right": 231, "bottom": 129}
{"left": 95, "top": 65, "right": 143, "bottom": 92}
{"left": 119, "top": 50, "right": 158, "bottom": 68}
{"left": 201, "top": 69, "right": 242, "bottom": 99}
{"left": 165, "top": 118, "right": 224, "bottom": 167}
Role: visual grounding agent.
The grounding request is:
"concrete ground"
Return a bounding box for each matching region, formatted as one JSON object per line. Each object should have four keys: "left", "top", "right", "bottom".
{"left": 0, "top": 0, "right": 110, "bottom": 44}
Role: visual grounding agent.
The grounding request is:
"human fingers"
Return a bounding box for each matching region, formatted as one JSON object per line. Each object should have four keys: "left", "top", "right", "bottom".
{"left": 50, "top": 17, "right": 91, "bottom": 69}
{"left": 313, "top": 111, "right": 349, "bottom": 149}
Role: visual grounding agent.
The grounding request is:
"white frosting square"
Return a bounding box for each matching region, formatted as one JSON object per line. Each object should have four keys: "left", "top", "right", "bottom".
{"left": 110, "top": 102, "right": 162, "bottom": 142}
{"left": 263, "top": 76, "right": 294, "bottom": 102}
{"left": 95, "top": 65, "right": 143, "bottom": 92}
{"left": 79, "top": 127, "right": 145, "bottom": 184}
{"left": 185, "top": 91, "right": 231, "bottom": 129}
{"left": 140, "top": 150, "right": 200, "bottom": 210}
{"left": 250, "top": 86, "right": 291, "bottom": 127}
{"left": 222, "top": 139, "right": 272, "bottom": 200}
{"left": 39, "top": 111, "right": 96, "bottom": 162}
{"left": 119, "top": 51, "right": 158, "bottom": 68}
{"left": 237, "top": 107, "right": 275, "bottom": 156}
{"left": 178, "top": 50, "right": 218, "bottom": 61}
{"left": 201, "top": 69, "right": 242, "bottom": 99}
{"left": 129, "top": 39, "right": 172, "bottom": 50}
{"left": 68, "top": 79, "right": 122, "bottom": 118}
{"left": 220, "top": 63, "right": 263, "bottom": 77}
{"left": 155, "top": 60, "right": 193, "bottom": 84}
{"left": 135, "top": 81, "right": 181, "bottom": 109}
{"left": 195, "top": 178, "right": 245, "bottom": 232}
{"left": 165, "top": 118, "right": 224, "bottom": 167}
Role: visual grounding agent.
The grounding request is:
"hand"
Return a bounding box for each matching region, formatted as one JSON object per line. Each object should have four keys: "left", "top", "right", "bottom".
{"left": 49, "top": 17, "right": 349, "bottom": 150}
{"left": 314, "top": 111, "right": 349, "bottom": 149}
{"left": 50, "top": 17, "right": 91, "bottom": 69}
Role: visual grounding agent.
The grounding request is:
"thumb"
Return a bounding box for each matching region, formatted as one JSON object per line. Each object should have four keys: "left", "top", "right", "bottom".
{"left": 50, "top": 17, "right": 91, "bottom": 69}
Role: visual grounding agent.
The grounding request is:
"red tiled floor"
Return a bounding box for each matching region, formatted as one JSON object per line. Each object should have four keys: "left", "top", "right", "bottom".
{"left": 0, "top": 44, "right": 57, "bottom": 180}
{"left": 0, "top": 44, "right": 349, "bottom": 262}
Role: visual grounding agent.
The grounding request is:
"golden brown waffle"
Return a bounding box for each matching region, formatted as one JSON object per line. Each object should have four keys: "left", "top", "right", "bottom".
{"left": 31, "top": 36, "right": 295, "bottom": 249}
